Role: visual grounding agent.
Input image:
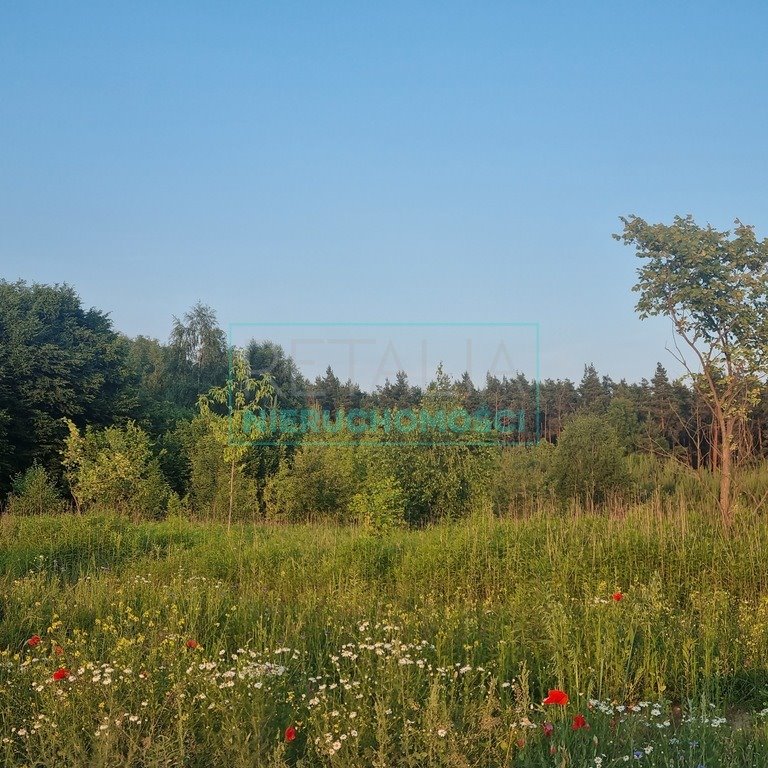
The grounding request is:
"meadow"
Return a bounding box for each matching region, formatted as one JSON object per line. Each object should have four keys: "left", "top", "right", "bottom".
{"left": 2, "top": 506, "right": 768, "bottom": 767}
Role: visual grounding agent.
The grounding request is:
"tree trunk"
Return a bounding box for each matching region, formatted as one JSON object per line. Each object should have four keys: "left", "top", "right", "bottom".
{"left": 228, "top": 458, "right": 235, "bottom": 532}
{"left": 719, "top": 418, "right": 734, "bottom": 527}
{"left": 695, "top": 407, "right": 703, "bottom": 469}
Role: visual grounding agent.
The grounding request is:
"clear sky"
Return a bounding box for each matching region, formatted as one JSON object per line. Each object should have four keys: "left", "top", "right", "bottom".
{"left": 2, "top": 2, "right": 767, "bottom": 385}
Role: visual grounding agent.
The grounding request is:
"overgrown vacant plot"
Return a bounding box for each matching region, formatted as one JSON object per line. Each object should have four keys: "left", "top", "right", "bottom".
{"left": 3, "top": 510, "right": 768, "bottom": 766}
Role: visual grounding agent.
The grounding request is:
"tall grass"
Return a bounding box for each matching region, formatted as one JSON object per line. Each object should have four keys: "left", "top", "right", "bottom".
{"left": 2, "top": 507, "right": 768, "bottom": 766}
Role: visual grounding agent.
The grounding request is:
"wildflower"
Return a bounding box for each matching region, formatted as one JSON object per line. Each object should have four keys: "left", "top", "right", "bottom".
{"left": 26, "top": 635, "right": 41, "bottom": 648}
{"left": 612, "top": 592, "right": 624, "bottom": 601}
{"left": 52, "top": 667, "right": 70, "bottom": 681}
{"left": 543, "top": 689, "right": 569, "bottom": 705}
{"left": 515, "top": 738, "right": 526, "bottom": 748}
{"left": 54, "top": 645, "right": 64, "bottom": 656}
{"left": 285, "top": 726, "right": 297, "bottom": 742}
{"left": 542, "top": 721, "right": 554, "bottom": 736}
{"left": 186, "top": 639, "right": 200, "bottom": 649}
{"left": 437, "top": 728, "right": 447, "bottom": 738}
{"left": 572, "top": 714, "right": 589, "bottom": 730}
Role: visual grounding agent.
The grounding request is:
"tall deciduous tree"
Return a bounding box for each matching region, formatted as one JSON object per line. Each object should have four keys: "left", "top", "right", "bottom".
{"left": 615, "top": 215, "right": 768, "bottom": 524}
{"left": 0, "top": 280, "right": 133, "bottom": 493}
{"left": 168, "top": 302, "right": 228, "bottom": 406}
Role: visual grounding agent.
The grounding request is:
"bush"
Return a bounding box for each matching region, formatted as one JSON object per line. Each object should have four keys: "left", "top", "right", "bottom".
{"left": 6, "top": 463, "right": 67, "bottom": 516}
{"left": 183, "top": 423, "right": 260, "bottom": 522}
{"left": 549, "top": 413, "right": 629, "bottom": 506}
{"left": 350, "top": 473, "right": 405, "bottom": 534}
{"left": 490, "top": 441, "right": 555, "bottom": 514}
{"left": 263, "top": 444, "right": 359, "bottom": 523}
{"left": 376, "top": 414, "right": 495, "bottom": 525}
{"left": 62, "top": 420, "right": 170, "bottom": 518}
{"left": 165, "top": 491, "right": 191, "bottom": 519}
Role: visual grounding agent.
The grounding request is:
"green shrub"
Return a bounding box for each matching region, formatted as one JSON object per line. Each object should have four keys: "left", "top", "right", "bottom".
{"left": 490, "top": 441, "right": 554, "bottom": 514}
{"left": 6, "top": 463, "right": 67, "bottom": 516}
{"left": 165, "top": 490, "right": 190, "bottom": 519}
{"left": 350, "top": 472, "right": 405, "bottom": 534}
{"left": 549, "top": 413, "right": 630, "bottom": 506}
{"left": 183, "top": 421, "right": 261, "bottom": 522}
{"left": 263, "top": 443, "right": 359, "bottom": 523}
{"left": 62, "top": 419, "right": 170, "bottom": 518}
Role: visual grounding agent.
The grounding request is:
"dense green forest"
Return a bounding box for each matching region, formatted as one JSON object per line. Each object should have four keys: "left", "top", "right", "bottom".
{"left": 2, "top": 277, "right": 768, "bottom": 527}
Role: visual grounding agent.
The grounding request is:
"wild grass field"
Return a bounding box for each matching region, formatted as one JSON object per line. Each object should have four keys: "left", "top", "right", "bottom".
{"left": 2, "top": 507, "right": 768, "bottom": 767}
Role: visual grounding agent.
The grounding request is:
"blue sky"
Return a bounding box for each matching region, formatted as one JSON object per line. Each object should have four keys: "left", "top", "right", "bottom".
{"left": 2, "top": 2, "right": 767, "bottom": 384}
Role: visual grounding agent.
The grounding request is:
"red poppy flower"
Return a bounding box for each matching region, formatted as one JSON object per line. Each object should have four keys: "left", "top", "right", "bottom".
{"left": 285, "top": 726, "right": 297, "bottom": 742}
{"left": 612, "top": 592, "right": 624, "bottom": 601}
{"left": 543, "top": 689, "right": 569, "bottom": 705}
{"left": 515, "top": 737, "right": 525, "bottom": 748}
{"left": 542, "top": 721, "right": 554, "bottom": 737}
{"left": 54, "top": 645, "right": 64, "bottom": 655}
{"left": 26, "top": 635, "right": 41, "bottom": 648}
{"left": 52, "top": 667, "right": 70, "bottom": 681}
{"left": 185, "top": 639, "right": 199, "bottom": 649}
{"left": 571, "top": 713, "right": 589, "bottom": 730}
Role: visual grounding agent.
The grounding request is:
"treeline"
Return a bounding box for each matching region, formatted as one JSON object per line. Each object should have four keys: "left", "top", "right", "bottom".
{"left": 2, "top": 279, "right": 768, "bottom": 525}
